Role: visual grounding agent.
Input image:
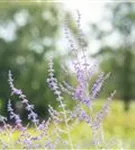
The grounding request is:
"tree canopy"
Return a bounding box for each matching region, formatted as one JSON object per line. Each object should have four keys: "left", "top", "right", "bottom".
{"left": 91, "top": 3, "right": 135, "bottom": 111}
{"left": 0, "top": 1, "right": 71, "bottom": 119}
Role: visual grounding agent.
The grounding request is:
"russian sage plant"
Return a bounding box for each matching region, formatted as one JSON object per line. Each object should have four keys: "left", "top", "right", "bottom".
{"left": 0, "top": 12, "right": 119, "bottom": 149}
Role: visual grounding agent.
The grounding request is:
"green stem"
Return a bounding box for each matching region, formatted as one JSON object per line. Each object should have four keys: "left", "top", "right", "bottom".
{"left": 59, "top": 100, "right": 74, "bottom": 150}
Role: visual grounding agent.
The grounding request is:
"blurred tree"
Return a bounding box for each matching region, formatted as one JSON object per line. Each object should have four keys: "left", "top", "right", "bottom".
{"left": 91, "top": 3, "right": 135, "bottom": 111}
{"left": 0, "top": 1, "right": 72, "bottom": 120}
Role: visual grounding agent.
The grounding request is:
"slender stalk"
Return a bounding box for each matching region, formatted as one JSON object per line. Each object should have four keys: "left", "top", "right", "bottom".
{"left": 59, "top": 99, "right": 74, "bottom": 150}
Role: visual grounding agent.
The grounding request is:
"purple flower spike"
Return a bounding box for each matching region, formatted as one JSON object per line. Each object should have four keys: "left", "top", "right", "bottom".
{"left": 7, "top": 99, "right": 22, "bottom": 126}
{"left": 12, "top": 88, "right": 22, "bottom": 95}
{"left": 8, "top": 71, "right": 39, "bottom": 125}
{"left": 74, "top": 85, "right": 83, "bottom": 99}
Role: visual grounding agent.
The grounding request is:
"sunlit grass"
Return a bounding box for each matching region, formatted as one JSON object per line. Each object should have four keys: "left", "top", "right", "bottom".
{"left": 67, "top": 100, "right": 135, "bottom": 149}
{"left": 103, "top": 100, "right": 135, "bottom": 149}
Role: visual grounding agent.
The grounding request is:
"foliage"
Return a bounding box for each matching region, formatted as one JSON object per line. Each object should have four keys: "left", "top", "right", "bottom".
{"left": 0, "top": 1, "right": 71, "bottom": 118}
{"left": 91, "top": 2, "right": 135, "bottom": 111}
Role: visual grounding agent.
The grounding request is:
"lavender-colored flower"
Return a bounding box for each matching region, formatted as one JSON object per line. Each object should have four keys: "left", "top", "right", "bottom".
{"left": 22, "top": 98, "right": 28, "bottom": 104}
{"left": 90, "top": 72, "right": 104, "bottom": 99}
{"left": 74, "top": 85, "right": 83, "bottom": 100}
{"left": 38, "top": 121, "right": 45, "bottom": 131}
{"left": 79, "top": 110, "right": 91, "bottom": 125}
{"left": 8, "top": 71, "right": 39, "bottom": 125}
{"left": 47, "top": 57, "right": 64, "bottom": 105}
{"left": 0, "top": 115, "right": 7, "bottom": 124}
{"left": 90, "top": 72, "right": 111, "bottom": 100}
{"left": 92, "top": 90, "right": 116, "bottom": 130}
{"left": 12, "top": 88, "right": 22, "bottom": 95}
{"left": 7, "top": 99, "right": 22, "bottom": 126}
{"left": 26, "top": 104, "right": 34, "bottom": 111}
{"left": 82, "top": 97, "right": 91, "bottom": 107}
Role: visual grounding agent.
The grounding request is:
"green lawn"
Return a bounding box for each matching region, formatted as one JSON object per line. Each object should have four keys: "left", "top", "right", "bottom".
{"left": 0, "top": 100, "right": 135, "bottom": 149}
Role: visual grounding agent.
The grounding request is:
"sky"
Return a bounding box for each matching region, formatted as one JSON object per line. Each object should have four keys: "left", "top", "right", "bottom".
{"left": 58, "top": 1, "right": 121, "bottom": 56}
{"left": 56, "top": 1, "right": 108, "bottom": 56}
{"left": 64, "top": 1, "right": 106, "bottom": 24}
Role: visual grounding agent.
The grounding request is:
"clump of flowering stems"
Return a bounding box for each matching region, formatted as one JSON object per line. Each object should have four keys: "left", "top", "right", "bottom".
{"left": 47, "top": 57, "right": 74, "bottom": 149}
{"left": 0, "top": 12, "right": 119, "bottom": 149}
{"left": 46, "top": 11, "right": 117, "bottom": 149}
{"left": 7, "top": 71, "right": 59, "bottom": 149}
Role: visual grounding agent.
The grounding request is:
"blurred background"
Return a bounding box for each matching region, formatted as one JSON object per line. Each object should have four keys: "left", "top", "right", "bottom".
{"left": 0, "top": 1, "right": 135, "bottom": 148}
